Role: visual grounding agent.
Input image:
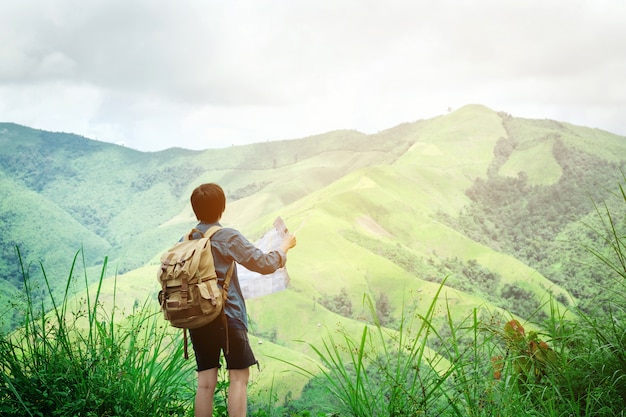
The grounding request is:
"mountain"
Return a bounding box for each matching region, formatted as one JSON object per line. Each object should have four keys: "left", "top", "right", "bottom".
{"left": 1, "top": 104, "right": 625, "bottom": 397}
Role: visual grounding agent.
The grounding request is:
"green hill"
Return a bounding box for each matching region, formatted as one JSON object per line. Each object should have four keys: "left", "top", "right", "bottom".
{"left": 1, "top": 104, "right": 625, "bottom": 398}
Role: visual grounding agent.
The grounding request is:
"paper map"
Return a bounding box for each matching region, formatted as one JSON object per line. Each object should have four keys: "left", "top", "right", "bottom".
{"left": 238, "top": 217, "right": 290, "bottom": 299}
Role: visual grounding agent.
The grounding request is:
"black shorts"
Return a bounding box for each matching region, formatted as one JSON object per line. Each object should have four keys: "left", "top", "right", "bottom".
{"left": 188, "top": 319, "right": 257, "bottom": 372}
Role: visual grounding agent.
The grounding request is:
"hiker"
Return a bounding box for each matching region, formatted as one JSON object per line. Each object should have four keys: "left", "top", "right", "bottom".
{"left": 187, "top": 183, "right": 296, "bottom": 417}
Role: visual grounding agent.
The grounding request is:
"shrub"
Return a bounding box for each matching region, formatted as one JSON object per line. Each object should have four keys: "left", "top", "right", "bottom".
{"left": 0, "top": 250, "right": 195, "bottom": 416}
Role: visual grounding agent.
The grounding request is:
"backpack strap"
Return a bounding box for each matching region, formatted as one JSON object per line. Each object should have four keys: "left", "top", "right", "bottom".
{"left": 182, "top": 225, "right": 222, "bottom": 241}
{"left": 222, "top": 261, "right": 235, "bottom": 355}
{"left": 184, "top": 228, "right": 200, "bottom": 241}
{"left": 223, "top": 261, "right": 234, "bottom": 292}
{"left": 183, "top": 328, "right": 189, "bottom": 360}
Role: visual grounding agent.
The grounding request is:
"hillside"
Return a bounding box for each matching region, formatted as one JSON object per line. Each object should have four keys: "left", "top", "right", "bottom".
{"left": 2, "top": 104, "right": 625, "bottom": 398}
{"left": 0, "top": 123, "right": 413, "bottom": 316}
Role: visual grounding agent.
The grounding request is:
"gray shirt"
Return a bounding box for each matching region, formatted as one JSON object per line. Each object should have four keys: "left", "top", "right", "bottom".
{"left": 192, "top": 222, "right": 286, "bottom": 330}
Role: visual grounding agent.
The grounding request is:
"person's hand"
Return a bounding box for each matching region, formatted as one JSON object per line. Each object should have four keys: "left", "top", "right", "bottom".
{"left": 279, "top": 233, "right": 297, "bottom": 253}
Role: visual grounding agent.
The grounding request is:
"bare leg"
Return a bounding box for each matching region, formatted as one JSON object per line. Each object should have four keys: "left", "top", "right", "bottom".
{"left": 195, "top": 368, "right": 218, "bottom": 417}
{"left": 227, "top": 368, "right": 250, "bottom": 417}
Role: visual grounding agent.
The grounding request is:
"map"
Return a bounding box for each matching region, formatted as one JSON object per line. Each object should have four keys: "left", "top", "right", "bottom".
{"left": 237, "top": 217, "right": 290, "bottom": 299}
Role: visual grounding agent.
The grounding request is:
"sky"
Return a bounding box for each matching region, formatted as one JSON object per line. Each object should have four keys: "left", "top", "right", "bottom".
{"left": 1, "top": 0, "right": 625, "bottom": 152}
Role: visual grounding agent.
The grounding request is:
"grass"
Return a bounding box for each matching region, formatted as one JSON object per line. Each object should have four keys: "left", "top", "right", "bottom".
{"left": 0, "top": 249, "right": 195, "bottom": 417}
{"left": 500, "top": 139, "right": 562, "bottom": 186}
{"left": 274, "top": 177, "right": 626, "bottom": 416}
{"left": 275, "top": 286, "right": 625, "bottom": 416}
{"left": 2, "top": 175, "right": 626, "bottom": 416}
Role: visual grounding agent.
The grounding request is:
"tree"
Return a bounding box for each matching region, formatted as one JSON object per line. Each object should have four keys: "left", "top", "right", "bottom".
{"left": 375, "top": 292, "right": 392, "bottom": 326}
{"left": 321, "top": 287, "right": 353, "bottom": 317}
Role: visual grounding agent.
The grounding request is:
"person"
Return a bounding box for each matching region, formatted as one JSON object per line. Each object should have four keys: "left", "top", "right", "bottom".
{"left": 186, "top": 183, "right": 296, "bottom": 417}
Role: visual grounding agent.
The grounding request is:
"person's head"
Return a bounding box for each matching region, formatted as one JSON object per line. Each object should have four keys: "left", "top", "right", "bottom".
{"left": 191, "top": 183, "right": 226, "bottom": 223}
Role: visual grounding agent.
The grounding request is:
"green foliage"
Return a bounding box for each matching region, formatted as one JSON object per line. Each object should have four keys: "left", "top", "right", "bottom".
{"left": 578, "top": 173, "right": 626, "bottom": 372}
{"left": 374, "top": 292, "right": 392, "bottom": 327}
{"left": 278, "top": 178, "right": 626, "bottom": 416}
{"left": 319, "top": 288, "right": 353, "bottom": 318}
{"left": 292, "top": 287, "right": 626, "bottom": 417}
{"left": 229, "top": 181, "right": 271, "bottom": 202}
{"left": 2, "top": 110, "right": 626, "bottom": 415}
{"left": 279, "top": 374, "right": 341, "bottom": 415}
{"left": 303, "top": 177, "right": 626, "bottom": 416}
{"left": 436, "top": 257, "right": 501, "bottom": 300}
{"left": 0, "top": 251, "right": 195, "bottom": 416}
{"left": 283, "top": 286, "right": 456, "bottom": 417}
{"left": 1, "top": 115, "right": 626, "bottom": 415}
{"left": 499, "top": 282, "right": 546, "bottom": 321}
{"left": 449, "top": 137, "right": 625, "bottom": 311}
{"left": 0, "top": 121, "right": 418, "bottom": 331}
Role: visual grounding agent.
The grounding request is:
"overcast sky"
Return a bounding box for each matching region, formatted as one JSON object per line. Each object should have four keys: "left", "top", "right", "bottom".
{"left": 1, "top": 0, "right": 625, "bottom": 152}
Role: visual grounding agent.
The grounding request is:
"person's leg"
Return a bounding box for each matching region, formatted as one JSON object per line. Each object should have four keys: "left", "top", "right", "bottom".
{"left": 195, "top": 368, "right": 218, "bottom": 417}
{"left": 189, "top": 321, "right": 225, "bottom": 416}
{"left": 224, "top": 328, "right": 257, "bottom": 417}
{"left": 227, "top": 367, "right": 250, "bottom": 417}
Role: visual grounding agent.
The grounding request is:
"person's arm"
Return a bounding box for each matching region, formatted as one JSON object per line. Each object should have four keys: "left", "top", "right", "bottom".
{"left": 224, "top": 230, "right": 296, "bottom": 274}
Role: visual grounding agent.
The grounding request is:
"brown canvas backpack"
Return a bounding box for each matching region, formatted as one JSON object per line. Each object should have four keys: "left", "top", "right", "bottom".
{"left": 157, "top": 226, "right": 234, "bottom": 357}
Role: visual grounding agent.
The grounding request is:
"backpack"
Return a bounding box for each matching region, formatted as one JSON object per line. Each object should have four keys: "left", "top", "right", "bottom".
{"left": 157, "top": 226, "right": 234, "bottom": 357}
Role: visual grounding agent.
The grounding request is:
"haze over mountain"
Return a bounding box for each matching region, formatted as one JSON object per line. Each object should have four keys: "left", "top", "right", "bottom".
{"left": 1, "top": 103, "right": 625, "bottom": 396}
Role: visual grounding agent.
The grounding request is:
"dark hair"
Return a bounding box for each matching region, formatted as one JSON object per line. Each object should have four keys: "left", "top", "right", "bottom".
{"left": 190, "top": 183, "right": 226, "bottom": 223}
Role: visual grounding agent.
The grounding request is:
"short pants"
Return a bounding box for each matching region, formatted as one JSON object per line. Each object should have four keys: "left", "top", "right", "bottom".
{"left": 188, "top": 318, "right": 258, "bottom": 371}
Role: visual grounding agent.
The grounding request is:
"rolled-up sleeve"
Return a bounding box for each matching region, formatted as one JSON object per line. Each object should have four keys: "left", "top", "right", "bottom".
{"left": 219, "top": 229, "right": 285, "bottom": 274}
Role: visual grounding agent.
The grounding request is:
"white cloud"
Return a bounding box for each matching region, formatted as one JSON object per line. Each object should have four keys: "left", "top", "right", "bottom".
{"left": 1, "top": 0, "right": 625, "bottom": 151}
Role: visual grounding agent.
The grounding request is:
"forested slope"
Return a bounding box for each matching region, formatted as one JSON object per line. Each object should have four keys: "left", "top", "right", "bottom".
{"left": 1, "top": 104, "right": 625, "bottom": 341}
